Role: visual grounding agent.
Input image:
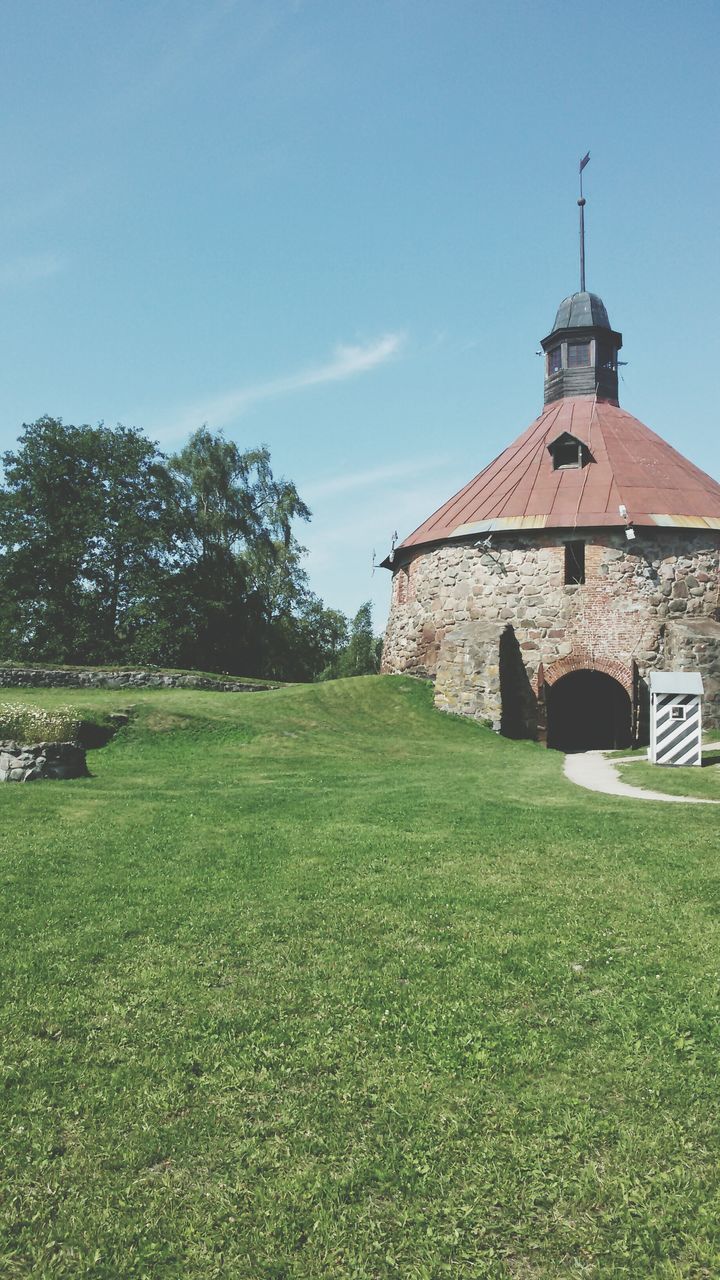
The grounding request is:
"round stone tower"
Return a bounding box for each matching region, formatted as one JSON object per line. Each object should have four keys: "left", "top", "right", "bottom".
{"left": 381, "top": 291, "right": 720, "bottom": 747}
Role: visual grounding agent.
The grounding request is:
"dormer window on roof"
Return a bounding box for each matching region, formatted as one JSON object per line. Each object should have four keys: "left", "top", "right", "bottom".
{"left": 548, "top": 432, "right": 590, "bottom": 470}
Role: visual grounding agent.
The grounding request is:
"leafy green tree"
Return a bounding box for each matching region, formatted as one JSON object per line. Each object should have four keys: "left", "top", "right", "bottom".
{"left": 149, "top": 427, "right": 313, "bottom": 675}
{"left": 318, "top": 601, "right": 382, "bottom": 680}
{"left": 266, "top": 596, "right": 349, "bottom": 682}
{"left": 0, "top": 417, "right": 176, "bottom": 663}
{"left": 0, "top": 417, "right": 366, "bottom": 683}
{"left": 170, "top": 427, "right": 309, "bottom": 560}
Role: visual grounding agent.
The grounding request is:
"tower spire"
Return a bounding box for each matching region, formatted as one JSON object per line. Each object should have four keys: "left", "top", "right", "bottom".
{"left": 578, "top": 151, "right": 590, "bottom": 292}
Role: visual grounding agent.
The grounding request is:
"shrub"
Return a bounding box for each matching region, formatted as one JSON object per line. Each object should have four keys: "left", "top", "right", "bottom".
{"left": 0, "top": 703, "right": 81, "bottom": 744}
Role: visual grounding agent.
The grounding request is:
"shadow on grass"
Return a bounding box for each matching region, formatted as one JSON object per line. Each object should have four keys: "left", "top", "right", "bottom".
{"left": 77, "top": 720, "right": 119, "bottom": 749}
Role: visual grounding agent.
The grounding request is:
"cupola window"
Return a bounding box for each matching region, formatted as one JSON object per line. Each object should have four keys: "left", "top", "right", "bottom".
{"left": 547, "top": 432, "right": 590, "bottom": 471}
{"left": 547, "top": 346, "right": 562, "bottom": 375}
{"left": 597, "top": 341, "right": 616, "bottom": 371}
{"left": 567, "top": 341, "right": 591, "bottom": 367}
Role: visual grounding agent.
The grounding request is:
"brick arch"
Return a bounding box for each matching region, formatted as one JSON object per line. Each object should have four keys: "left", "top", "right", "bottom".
{"left": 541, "top": 651, "right": 633, "bottom": 695}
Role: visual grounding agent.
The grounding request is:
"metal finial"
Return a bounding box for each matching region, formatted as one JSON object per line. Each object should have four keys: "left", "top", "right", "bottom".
{"left": 578, "top": 152, "right": 590, "bottom": 292}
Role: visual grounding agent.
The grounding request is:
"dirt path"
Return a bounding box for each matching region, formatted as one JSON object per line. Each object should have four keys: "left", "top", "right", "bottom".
{"left": 563, "top": 751, "right": 720, "bottom": 804}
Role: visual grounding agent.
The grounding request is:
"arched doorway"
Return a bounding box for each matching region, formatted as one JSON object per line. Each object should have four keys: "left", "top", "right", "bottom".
{"left": 547, "top": 670, "right": 632, "bottom": 752}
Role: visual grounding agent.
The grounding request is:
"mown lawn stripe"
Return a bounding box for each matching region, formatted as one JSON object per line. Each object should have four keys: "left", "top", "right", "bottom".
{"left": 1, "top": 677, "right": 719, "bottom": 1277}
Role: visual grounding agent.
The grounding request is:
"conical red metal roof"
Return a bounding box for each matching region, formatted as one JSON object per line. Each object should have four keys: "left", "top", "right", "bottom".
{"left": 398, "top": 397, "right": 720, "bottom": 550}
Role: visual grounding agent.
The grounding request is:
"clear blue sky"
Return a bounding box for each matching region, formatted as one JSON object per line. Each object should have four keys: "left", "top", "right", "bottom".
{"left": 2, "top": 1, "right": 718, "bottom": 626}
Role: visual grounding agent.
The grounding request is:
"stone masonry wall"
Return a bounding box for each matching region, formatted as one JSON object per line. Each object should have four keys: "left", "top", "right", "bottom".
{"left": 665, "top": 619, "right": 720, "bottom": 728}
{"left": 382, "top": 529, "right": 720, "bottom": 728}
{"left": 434, "top": 622, "right": 505, "bottom": 726}
{"left": 0, "top": 741, "right": 88, "bottom": 782}
{"left": 0, "top": 669, "right": 272, "bottom": 692}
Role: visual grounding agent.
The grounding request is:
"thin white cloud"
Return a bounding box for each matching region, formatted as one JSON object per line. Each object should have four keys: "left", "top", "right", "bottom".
{"left": 0, "top": 252, "right": 65, "bottom": 288}
{"left": 301, "top": 465, "right": 467, "bottom": 572}
{"left": 303, "top": 455, "right": 448, "bottom": 501}
{"left": 154, "top": 332, "right": 405, "bottom": 438}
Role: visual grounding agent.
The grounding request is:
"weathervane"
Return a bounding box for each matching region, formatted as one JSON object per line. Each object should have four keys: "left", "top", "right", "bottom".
{"left": 578, "top": 151, "right": 590, "bottom": 292}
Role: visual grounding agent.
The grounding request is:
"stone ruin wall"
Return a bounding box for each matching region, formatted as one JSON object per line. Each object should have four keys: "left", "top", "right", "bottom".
{"left": 0, "top": 741, "right": 88, "bottom": 782}
{"left": 0, "top": 669, "right": 272, "bottom": 692}
{"left": 665, "top": 619, "right": 720, "bottom": 727}
{"left": 381, "top": 529, "right": 720, "bottom": 729}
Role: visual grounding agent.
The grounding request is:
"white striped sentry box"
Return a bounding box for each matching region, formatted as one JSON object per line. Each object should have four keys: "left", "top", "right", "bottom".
{"left": 648, "top": 672, "right": 705, "bottom": 767}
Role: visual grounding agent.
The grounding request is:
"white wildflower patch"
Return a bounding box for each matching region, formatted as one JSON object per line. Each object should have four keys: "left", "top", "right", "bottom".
{"left": 0, "top": 703, "right": 81, "bottom": 745}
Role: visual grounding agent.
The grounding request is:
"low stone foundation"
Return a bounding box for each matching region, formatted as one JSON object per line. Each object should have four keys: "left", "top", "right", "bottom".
{"left": 0, "top": 741, "right": 89, "bottom": 782}
{"left": 0, "top": 668, "right": 272, "bottom": 693}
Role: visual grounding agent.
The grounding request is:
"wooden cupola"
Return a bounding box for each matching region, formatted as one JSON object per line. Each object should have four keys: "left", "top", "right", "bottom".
{"left": 540, "top": 291, "right": 623, "bottom": 407}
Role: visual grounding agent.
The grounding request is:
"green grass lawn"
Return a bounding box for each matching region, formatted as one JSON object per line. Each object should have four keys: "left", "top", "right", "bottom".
{"left": 617, "top": 752, "right": 720, "bottom": 802}
{"left": 2, "top": 677, "right": 720, "bottom": 1278}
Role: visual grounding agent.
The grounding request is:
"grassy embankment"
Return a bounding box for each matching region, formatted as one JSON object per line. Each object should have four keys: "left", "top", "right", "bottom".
{"left": 2, "top": 677, "right": 719, "bottom": 1278}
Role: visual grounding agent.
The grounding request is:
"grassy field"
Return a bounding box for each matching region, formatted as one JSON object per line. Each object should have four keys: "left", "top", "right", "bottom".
{"left": 1, "top": 677, "right": 719, "bottom": 1278}
{"left": 618, "top": 753, "right": 720, "bottom": 802}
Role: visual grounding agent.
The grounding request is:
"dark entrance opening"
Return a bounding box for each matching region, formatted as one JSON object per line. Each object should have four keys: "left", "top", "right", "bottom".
{"left": 547, "top": 670, "right": 632, "bottom": 752}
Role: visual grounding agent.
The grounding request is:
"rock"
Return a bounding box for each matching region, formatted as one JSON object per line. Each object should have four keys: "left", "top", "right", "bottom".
{"left": 0, "top": 741, "right": 88, "bottom": 783}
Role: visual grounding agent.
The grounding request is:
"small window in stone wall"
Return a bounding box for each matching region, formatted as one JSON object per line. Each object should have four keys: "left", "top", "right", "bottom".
{"left": 564, "top": 541, "right": 585, "bottom": 585}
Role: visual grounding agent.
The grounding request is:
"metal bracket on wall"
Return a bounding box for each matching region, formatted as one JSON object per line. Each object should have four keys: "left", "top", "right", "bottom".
{"left": 474, "top": 534, "right": 507, "bottom": 574}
